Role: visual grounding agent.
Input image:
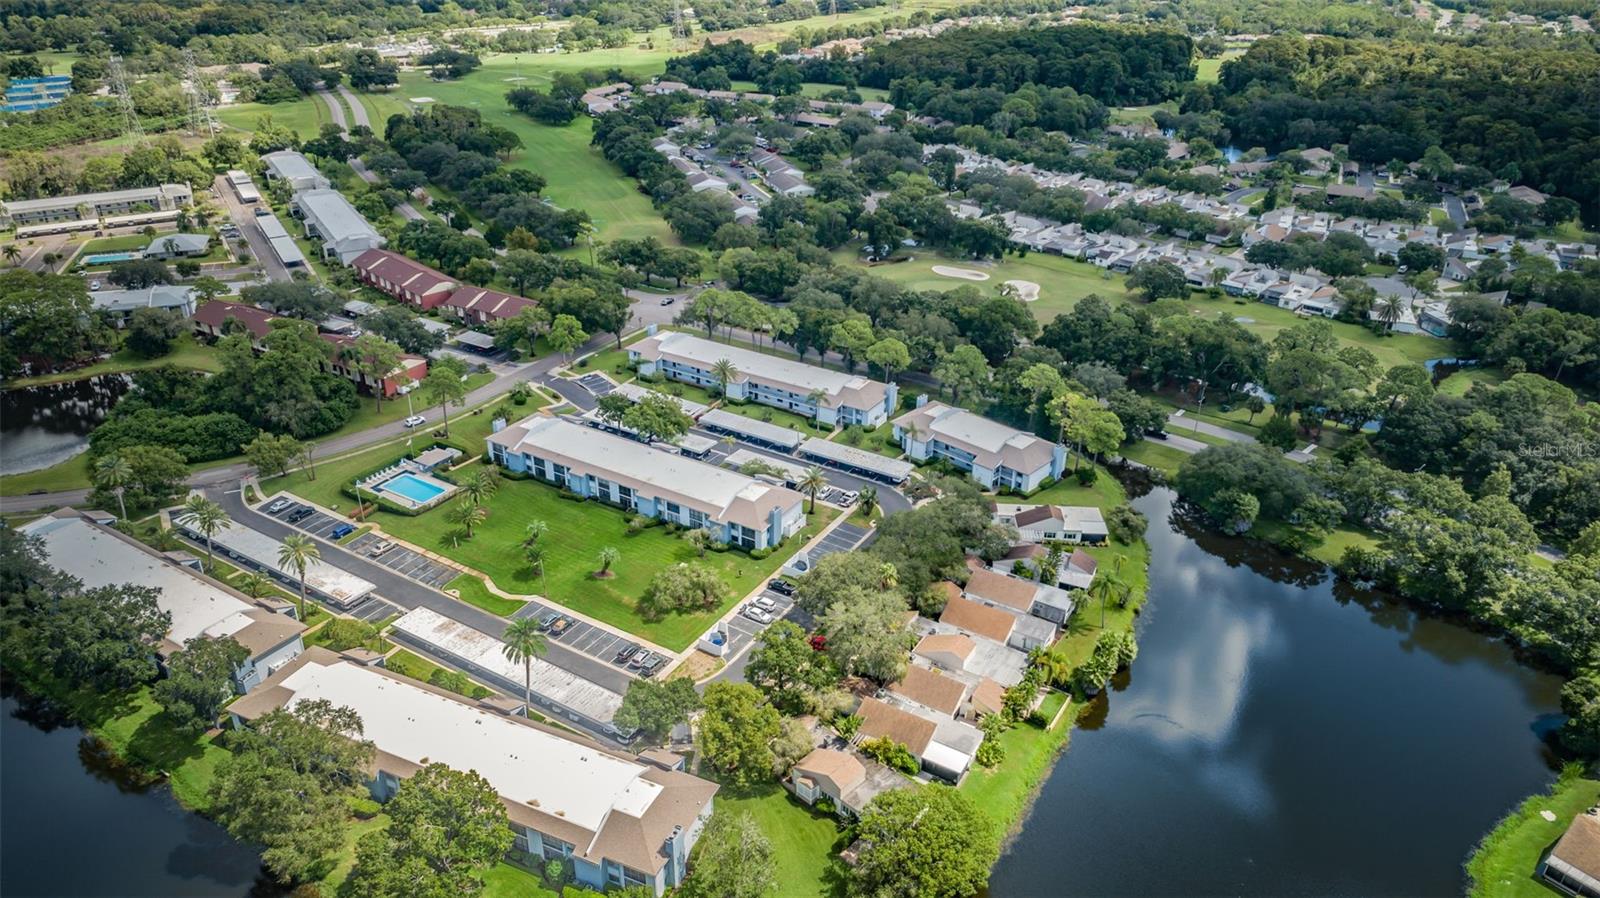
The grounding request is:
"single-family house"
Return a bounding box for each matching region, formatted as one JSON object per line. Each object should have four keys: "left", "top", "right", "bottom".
{"left": 787, "top": 748, "right": 910, "bottom": 818}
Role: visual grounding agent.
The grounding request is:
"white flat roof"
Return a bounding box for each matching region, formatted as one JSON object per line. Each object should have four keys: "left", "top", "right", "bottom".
{"left": 22, "top": 514, "right": 257, "bottom": 646}
{"left": 262, "top": 151, "right": 322, "bottom": 183}
{"left": 799, "top": 437, "right": 914, "bottom": 481}
{"left": 722, "top": 449, "right": 809, "bottom": 481}
{"left": 390, "top": 608, "right": 623, "bottom": 723}
{"left": 274, "top": 653, "right": 657, "bottom": 832}
{"left": 699, "top": 409, "right": 804, "bottom": 449}
{"left": 641, "top": 331, "right": 886, "bottom": 406}
{"left": 180, "top": 515, "right": 375, "bottom": 605}
{"left": 294, "top": 188, "right": 381, "bottom": 244}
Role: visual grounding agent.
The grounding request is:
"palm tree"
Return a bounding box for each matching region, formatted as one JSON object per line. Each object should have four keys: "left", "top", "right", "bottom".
{"left": 1375, "top": 295, "right": 1406, "bottom": 332}
{"left": 798, "top": 466, "right": 827, "bottom": 513}
{"left": 524, "top": 542, "right": 546, "bottom": 578}
{"left": 501, "top": 618, "right": 548, "bottom": 720}
{"left": 711, "top": 358, "right": 738, "bottom": 399}
{"left": 277, "top": 534, "right": 321, "bottom": 621}
{"left": 876, "top": 562, "right": 898, "bottom": 591}
{"left": 182, "top": 494, "right": 229, "bottom": 573}
{"left": 237, "top": 571, "right": 271, "bottom": 599}
{"left": 449, "top": 500, "right": 488, "bottom": 539}
{"left": 596, "top": 546, "right": 620, "bottom": 578}
{"left": 805, "top": 389, "right": 828, "bottom": 430}
{"left": 94, "top": 453, "right": 133, "bottom": 521}
{"left": 687, "top": 528, "right": 710, "bottom": 557}
{"left": 521, "top": 520, "right": 548, "bottom": 551}
{"left": 461, "top": 469, "right": 499, "bottom": 507}
{"left": 859, "top": 486, "right": 878, "bottom": 516}
{"left": 3, "top": 244, "right": 20, "bottom": 267}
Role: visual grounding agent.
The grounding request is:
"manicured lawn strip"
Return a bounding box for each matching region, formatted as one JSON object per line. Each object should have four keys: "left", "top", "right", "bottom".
{"left": 574, "top": 330, "right": 648, "bottom": 377}
{"left": 1439, "top": 366, "right": 1507, "bottom": 397}
{"left": 1024, "top": 469, "right": 1129, "bottom": 510}
{"left": 446, "top": 573, "right": 526, "bottom": 616}
{"left": 383, "top": 648, "right": 451, "bottom": 683}
{"left": 1116, "top": 440, "right": 1193, "bottom": 475}
{"left": 958, "top": 702, "right": 1075, "bottom": 845}
{"left": 717, "top": 397, "right": 828, "bottom": 434}
{"left": 216, "top": 97, "right": 329, "bottom": 139}
{"left": 0, "top": 451, "right": 93, "bottom": 496}
{"left": 325, "top": 370, "right": 496, "bottom": 442}
{"left": 712, "top": 780, "right": 851, "bottom": 898}
{"left": 372, "top": 467, "right": 838, "bottom": 650}
{"left": 1250, "top": 518, "right": 1381, "bottom": 567}
{"left": 643, "top": 377, "right": 722, "bottom": 407}
{"left": 3, "top": 332, "right": 220, "bottom": 389}
{"left": 837, "top": 423, "right": 904, "bottom": 459}
{"left": 78, "top": 233, "right": 161, "bottom": 254}
{"left": 481, "top": 862, "right": 560, "bottom": 898}
{"left": 1466, "top": 764, "right": 1600, "bottom": 898}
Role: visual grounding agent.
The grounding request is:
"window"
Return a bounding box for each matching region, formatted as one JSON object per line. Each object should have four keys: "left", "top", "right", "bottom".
{"left": 541, "top": 836, "right": 573, "bottom": 860}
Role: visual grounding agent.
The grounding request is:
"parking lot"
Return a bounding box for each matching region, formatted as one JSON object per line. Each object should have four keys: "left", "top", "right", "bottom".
{"left": 723, "top": 580, "right": 799, "bottom": 658}
{"left": 345, "top": 531, "right": 460, "bottom": 589}
{"left": 575, "top": 372, "right": 615, "bottom": 395}
{"left": 347, "top": 595, "right": 403, "bottom": 623}
{"left": 809, "top": 522, "right": 871, "bottom": 561}
{"left": 510, "top": 599, "right": 648, "bottom": 675}
{"left": 262, "top": 497, "right": 460, "bottom": 590}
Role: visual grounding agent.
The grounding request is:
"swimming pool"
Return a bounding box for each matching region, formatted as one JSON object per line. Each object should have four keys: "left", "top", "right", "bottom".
{"left": 83, "top": 251, "right": 141, "bottom": 265}
{"left": 381, "top": 473, "right": 448, "bottom": 505}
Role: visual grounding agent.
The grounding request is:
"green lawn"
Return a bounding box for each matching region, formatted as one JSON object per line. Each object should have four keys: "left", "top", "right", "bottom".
{"left": 1116, "top": 439, "right": 1193, "bottom": 476}
{"left": 447, "top": 573, "right": 526, "bottom": 616}
{"left": 326, "top": 371, "right": 495, "bottom": 443}
{"left": 1194, "top": 51, "right": 1243, "bottom": 85}
{"left": 4, "top": 332, "right": 220, "bottom": 390}
{"left": 717, "top": 397, "right": 828, "bottom": 434}
{"left": 713, "top": 780, "right": 851, "bottom": 898}
{"left": 369, "top": 465, "right": 837, "bottom": 650}
{"left": 1439, "top": 366, "right": 1507, "bottom": 397}
{"left": 573, "top": 330, "right": 648, "bottom": 378}
{"left": 216, "top": 97, "right": 330, "bottom": 140}
{"left": 1467, "top": 764, "right": 1600, "bottom": 898}
{"left": 392, "top": 62, "right": 673, "bottom": 244}
{"left": 836, "top": 423, "right": 903, "bottom": 460}
{"left": 1025, "top": 468, "right": 1130, "bottom": 510}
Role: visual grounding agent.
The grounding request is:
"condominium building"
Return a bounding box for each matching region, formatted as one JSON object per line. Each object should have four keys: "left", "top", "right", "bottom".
{"left": 443, "top": 285, "right": 538, "bottom": 325}
{"left": 893, "top": 399, "right": 1065, "bottom": 492}
{"left": 629, "top": 330, "right": 896, "bottom": 427}
{"left": 230, "top": 649, "right": 717, "bottom": 895}
{"left": 261, "top": 150, "right": 331, "bottom": 192}
{"left": 290, "top": 188, "right": 386, "bottom": 264}
{"left": 487, "top": 415, "right": 806, "bottom": 550}
{"left": 21, "top": 510, "right": 306, "bottom": 691}
{"left": 1, "top": 183, "right": 192, "bottom": 228}
{"left": 352, "top": 249, "right": 456, "bottom": 309}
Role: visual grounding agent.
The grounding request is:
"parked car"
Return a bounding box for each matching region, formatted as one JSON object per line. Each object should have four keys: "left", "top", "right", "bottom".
{"left": 329, "top": 523, "right": 355, "bottom": 540}
{"left": 548, "top": 616, "right": 573, "bottom": 636}
{"left": 537, "top": 612, "right": 559, "bottom": 631}
{"left": 88, "top": 280, "right": 101, "bottom": 291}
{"left": 265, "top": 498, "right": 291, "bottom": 514}
{"left": 403, "top": 414, "right": 426, "bottom": 428}
{"left": 766, "top": 578, "right": 795, "bottom": 596}
{"left": 743, "top": 606, "right": 773, "bottom": 624}
{"left": 754, "top": 595, "right": 777, "bottom": 612}
{"left": 641, "top": 657, "right": 665, "bottom": 678}
{"left": 659, "top": 297, "right": 675, "bottom": 306}
{"left": 254, "top": 207, "right": 270, "bottom": 217}
{"left": 366, "top": 539, "right": 394, "bottom": 557}
{"left": 286, "top": 506, "right": 314, "bottom": 523}
{"left": 613, "top": 645, "right": 638, "bottom": 665}
{"left": 627, "top": 651, "right": 651, "bottom": 670}
{"left": 1145, "top": 428, "right": 1168, "bottom": 440}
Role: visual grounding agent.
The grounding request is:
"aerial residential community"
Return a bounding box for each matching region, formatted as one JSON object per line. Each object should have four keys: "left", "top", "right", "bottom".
{"left": 1, "top": 2, "right": 1598, "bottom": 898}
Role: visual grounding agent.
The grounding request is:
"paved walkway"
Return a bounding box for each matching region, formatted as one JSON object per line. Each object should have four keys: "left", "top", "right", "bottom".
{"left": 1166, "top": 412, "right": 1255, "bottom": 444}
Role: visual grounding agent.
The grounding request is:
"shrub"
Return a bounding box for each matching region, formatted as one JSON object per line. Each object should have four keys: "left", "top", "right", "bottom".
{"left": 544, "top": 858, "right": 570, "bottom": 887}
{"left": 749, "top": 546, "right": 772, "bottom": 560}
{"left": 347, "top": 797, "right": 382, "bottom": 819}
{"left": 858, "top": 736, "right": 920, "bottom": 775}
{"left": 1075, "top": 466, "right": 1098, "bottom": 486}
{"left": 316, "top": 617, "right": 381, "bottom": 651}
{"left": 814, "top": 796, "right": 837, "bottom": 816}
{"left": 1106, "top": 504, "right": 1147, "bottom": 545}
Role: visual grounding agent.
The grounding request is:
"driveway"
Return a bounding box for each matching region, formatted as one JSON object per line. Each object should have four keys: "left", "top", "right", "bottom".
{"left": 211, "top": 174, "right": 290, "bottom": 283}
{"left": 1166, "top": 412, "right": 1254, "bottom": 445}
{"left": 1442, "top": 194, "right": 1467, "bottom": 227}
{"left": 208, "top": 484, "right": 634, "bottom": 694}
{"left": 317, "top": 87, "right": 424, "bottom": 221}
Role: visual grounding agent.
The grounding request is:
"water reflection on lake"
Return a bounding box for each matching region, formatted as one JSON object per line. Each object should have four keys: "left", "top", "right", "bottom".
{"left": 0, "top": 374, "right": 129, "bottom": 475}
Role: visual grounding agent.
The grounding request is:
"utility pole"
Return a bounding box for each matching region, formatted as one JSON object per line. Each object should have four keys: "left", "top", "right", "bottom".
{"left": 109, "top": 56, "right": 146, "bottom": 147}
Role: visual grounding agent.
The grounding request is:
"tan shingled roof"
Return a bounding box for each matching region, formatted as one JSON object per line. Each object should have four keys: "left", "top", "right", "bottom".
{"left": 969, "top": 677, "right": 1007, "bottom": 717}
{"left": 793, "top": 748, "right": 865, "bottom": 791}
{"left": 889, "top": 665, "right": 966, "bottom": 716}
{"left": 964, "top": 567, "right": 1038, "bottom": 612}
{"left": 939, "top": 596, "right": 1016, "bottom": 644}
{"left": 1549, "top": 810, "right": 1600, "bottom": 886}
{"left": 855, "top": 697, "right": 935, "bottom": 756}
{"left": 915, "top": 633, "right": 975, "bottom": 663}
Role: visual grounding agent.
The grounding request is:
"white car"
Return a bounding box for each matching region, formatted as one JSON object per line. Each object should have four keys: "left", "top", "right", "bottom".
{"left": 754, "top": 595, "right": 777, "bottom": 612}
{"left": 743, "top": 606, "right": 773, "bottom": 624}
{"left": 403, "top": 415, "right": 426, "bottom": 428}
{"left": 89, "top": 280, "right": 101, "bottom": 291}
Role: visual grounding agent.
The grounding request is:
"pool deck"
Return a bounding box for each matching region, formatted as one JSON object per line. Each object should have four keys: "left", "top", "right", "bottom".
{"left": 374, "top": 470, "right": 457, "bottom": 510}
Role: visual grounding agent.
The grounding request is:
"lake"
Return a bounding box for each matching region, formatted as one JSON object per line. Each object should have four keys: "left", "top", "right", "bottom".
{"left": 989, "top": 484, "right": 1565, "bottom": 897}
{"left": 0, "top": 681, "right": 284, "bottom": 898}
{"left": 0, "top": 374, "right": 129, "bottom": 475}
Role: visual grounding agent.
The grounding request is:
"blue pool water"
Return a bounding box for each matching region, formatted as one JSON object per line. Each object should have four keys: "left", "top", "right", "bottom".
{"left": 382, "top": 473, "right": 447, "bottom": 504}
{"left": 83, "top": 251, "right": 140, "bottom": 265}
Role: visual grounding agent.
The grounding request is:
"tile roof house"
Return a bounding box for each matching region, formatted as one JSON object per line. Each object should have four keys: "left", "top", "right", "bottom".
{"left": 893, "top": 399, "right": 1064, "bottom": 492}
{"left": 231, "top": 648, "right": 717, "bottom": 896}
{"left": 963, "top": 567, "right": 1075, "bottom": 626}
{"left": 352, "top": 249, "right": 458, "bottom": 310}
{"left": 854, "top": 696, "right": 977, "bottom": 783}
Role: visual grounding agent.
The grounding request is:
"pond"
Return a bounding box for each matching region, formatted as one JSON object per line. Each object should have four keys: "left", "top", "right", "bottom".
{"left": 988, "top": 484, "right": 1565, "bottom": 897}
{"left": 0, "top": 681, "right": 285, "bottom": 898}
{"left": 0, "top": 374, "right": 129, "bottom": 476}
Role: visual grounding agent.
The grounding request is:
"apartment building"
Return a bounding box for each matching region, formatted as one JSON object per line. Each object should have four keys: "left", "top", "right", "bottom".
{"left": 893, "top": 400, "right": 1064, "bottom": 492}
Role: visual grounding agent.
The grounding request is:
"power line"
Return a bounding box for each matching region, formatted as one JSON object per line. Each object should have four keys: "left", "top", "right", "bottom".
{"left": 108, "top": 55, "right": 146, "bottom": 146}
{"left": 181, "top": 48, "right": 219, "bottom": 137}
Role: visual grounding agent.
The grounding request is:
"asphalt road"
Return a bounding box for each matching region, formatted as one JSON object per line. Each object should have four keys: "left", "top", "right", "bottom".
{"left": 1165, "top": 412, "right": 1254, "bottom": 444}
{"left": 209, "top": 483, "right": 634, "bottom": 695}
{"left": 212, "top": 174, "right": 292, "bottom": 283}
{"left": 1443, "top": 193, "right": 1468, "bottom": 227}
{"left": 316, "top": 87, "right": 425, "bottom": 221}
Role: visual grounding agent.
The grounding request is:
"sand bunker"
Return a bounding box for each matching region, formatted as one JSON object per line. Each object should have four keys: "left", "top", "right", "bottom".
{"left": 1003, "top": 279, "right": 1040, "bottom": 302}
{"left": 932, "top": 265, "right": 990, "bottom": 281}
{"left": 409, "top": 97, "right": 435, "bottom": 103}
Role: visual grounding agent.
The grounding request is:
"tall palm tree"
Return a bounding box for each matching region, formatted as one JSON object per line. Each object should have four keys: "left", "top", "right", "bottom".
{"left": 461, "top": 469, "right": 499, "bottom": 507}
{"left": 799, "top": 466, "right": 827, "bottom": 513}
{"left": 1375, "top": 295, "right": 1406, "bottom": 332}
{"left": 859, "top": 486, "right": 878, "bottom": 516}
{"left": 182, "top": 494, "right": 228, "bottom": 573}
{"left": 277, "top": 534, "right": 321, "bottom": 621}
{"left": 94, "top": 453, "right": 133, "bottom": 521}
{"left": 449, "top": 501, "right": 488, "bottom": 539}
{"left": 3, "top": 244, "right": 20, "bottom": 267}
{"left": 501, "top": 618, "right": 548, "bottom": 719}
{"left": 805, "top": 389, "right": 828, "bottom": 430}
{"left": 711, "top": 358, "right": 738, "bottom": 399}
{"left": 521, "top": 520, "right": 548, "bottom": 550}
{"left": 596, "top": 546, "right": 620, "bottom": 578}
{"left": 876, "top": 562, "right": 898, "bottom": 591}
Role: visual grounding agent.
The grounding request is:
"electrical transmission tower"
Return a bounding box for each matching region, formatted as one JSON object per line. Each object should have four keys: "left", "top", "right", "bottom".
{"left": 181, "top": 49, "right": 219, "bottom": 136}
{"left": 108, "top": 56, "right": 146, "bottom": 146}
{"left": 672, "top": 0, "right": 689, "bottom": 48}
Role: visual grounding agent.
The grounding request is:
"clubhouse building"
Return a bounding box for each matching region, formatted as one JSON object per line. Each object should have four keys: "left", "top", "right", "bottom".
{"left": 230, "top": 648, "right": 717, "bottom": 895}
{"left": 892, "top": 399, "right": 1065, "bottom": 492}
{"left": 628, "top": 330, "right": 896, "bottom": 428}
{"left": 487, "top": 415, "right": 806, "bottom": 550}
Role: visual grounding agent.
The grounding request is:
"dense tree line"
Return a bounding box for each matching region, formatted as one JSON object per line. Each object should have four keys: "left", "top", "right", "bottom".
{"left": 1201, "top": 35, "right": 1600, "bottom": 226}
{"left": 856, "top": 25, "right": 1194, "bottom": 105}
